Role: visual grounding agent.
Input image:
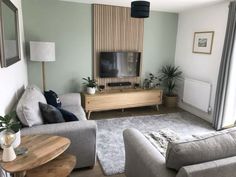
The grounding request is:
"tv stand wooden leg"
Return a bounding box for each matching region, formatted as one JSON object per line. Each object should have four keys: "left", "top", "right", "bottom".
{"left": 156, "top": 105, "right": 159, "bottom": 111}
{"left": 87, "top": 111, "right": 91, "bottom": 119}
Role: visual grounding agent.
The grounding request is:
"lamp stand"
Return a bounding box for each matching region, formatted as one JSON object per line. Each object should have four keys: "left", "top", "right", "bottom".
{"left": 2, "top": 146, "right": 16, "bottom": 162}
{"left": 42, "top": 62, "right": 46, "bottom": 91}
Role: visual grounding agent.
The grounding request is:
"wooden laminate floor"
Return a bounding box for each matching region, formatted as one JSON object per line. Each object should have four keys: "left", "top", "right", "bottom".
{"left": 71, "top": 106, "right": 182, "bottom": 177}
{"left": 71, "top": 161, "right": 125, "bottom": 177}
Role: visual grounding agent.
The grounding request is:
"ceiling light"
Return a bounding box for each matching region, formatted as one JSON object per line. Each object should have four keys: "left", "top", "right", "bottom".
{"left": 131, "top": 1, "right": 150, "bottom": 18}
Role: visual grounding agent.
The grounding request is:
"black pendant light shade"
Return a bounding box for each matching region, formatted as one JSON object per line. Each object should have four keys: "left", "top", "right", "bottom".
{"left": 131, "top": 1, "right": 150, "bottom": 18}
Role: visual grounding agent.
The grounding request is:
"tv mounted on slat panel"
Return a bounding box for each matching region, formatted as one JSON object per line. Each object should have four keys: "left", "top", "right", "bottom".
{"left": 99, "top": 52, "right": 141, "bottom": 78}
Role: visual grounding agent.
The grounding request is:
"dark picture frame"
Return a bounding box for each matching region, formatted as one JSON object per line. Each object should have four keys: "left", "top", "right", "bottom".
{"left": 0, "top": 0, "right": 20, "bottom": 67}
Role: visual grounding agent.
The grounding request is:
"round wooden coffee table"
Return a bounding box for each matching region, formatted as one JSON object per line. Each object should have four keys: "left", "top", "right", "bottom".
{"left": 0, "top": 135, "right": 76, "bottom": 177}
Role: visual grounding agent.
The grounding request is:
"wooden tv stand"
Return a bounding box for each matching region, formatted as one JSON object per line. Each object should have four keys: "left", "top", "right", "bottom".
{"left": 81, "top": 88, "right": 163, "bottom": 119}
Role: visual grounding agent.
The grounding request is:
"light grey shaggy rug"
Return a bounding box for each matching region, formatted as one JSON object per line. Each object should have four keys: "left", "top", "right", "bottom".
{"left": 96, "top": 112, "right": 214, "bottom": 176}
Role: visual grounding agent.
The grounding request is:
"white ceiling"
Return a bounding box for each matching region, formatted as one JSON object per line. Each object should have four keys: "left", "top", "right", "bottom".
{"left": 60, "top": 0, "right": 227, "bottom": 12}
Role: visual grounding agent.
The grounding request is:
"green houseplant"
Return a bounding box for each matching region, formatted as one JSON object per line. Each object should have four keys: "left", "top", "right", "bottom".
{"left": 83, "top": 77, "right": 97, "bottom": 95}
{"left": 143, "top": 73, "right": 160, "bottom": 89}
{"left": 0, "top": 111, "right": 21, "bottom": 148}
{"left": 159, "top": 65, "right": 182, "bottom": 107}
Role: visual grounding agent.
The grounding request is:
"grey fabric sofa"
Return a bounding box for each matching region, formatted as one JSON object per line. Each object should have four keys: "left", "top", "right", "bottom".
{"left": 18, "top": 88, "right": 97, "bottom": 169}
{"left": 123, "top": 128, "right": 236, "bottom": 177}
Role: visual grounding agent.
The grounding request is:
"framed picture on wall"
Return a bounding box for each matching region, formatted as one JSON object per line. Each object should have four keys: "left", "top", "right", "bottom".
{"left": 192, "top": 31, "right": 214, "bottom": 54}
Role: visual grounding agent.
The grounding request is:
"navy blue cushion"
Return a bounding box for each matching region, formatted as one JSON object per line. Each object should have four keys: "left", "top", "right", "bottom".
{"left": 44, "top": 90, "right": 61, "bottom": 108}
{"left": 58, "top": 108, "right": 78, "bottom": 122}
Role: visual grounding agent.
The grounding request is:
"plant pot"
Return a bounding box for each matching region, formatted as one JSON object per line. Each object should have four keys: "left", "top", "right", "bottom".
{"left": 149, "top": 82, "right": 154, "bottom": 89}
{"left": 12, "top": 130, "right": 21, "bottom": 148}
{"left": 87, "top": 87, "right": 96, "bottom": 95}
{"left": 164, "top": 95, "right": 178, "bottom": 108}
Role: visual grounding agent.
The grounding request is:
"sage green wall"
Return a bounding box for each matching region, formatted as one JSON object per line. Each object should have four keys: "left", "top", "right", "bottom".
{"left": 142, "top": 11, "right": 178, "bottom": 78}
{"left": 22, "top": 0, "right": 92, "bottom": 93}
{"left": 22, "top": 0, "right": 178, "bottom": 94}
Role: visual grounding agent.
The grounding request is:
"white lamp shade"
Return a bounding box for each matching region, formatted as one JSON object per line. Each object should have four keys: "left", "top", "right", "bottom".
{"left": 30, "top": 41, "right": 55, "bottom": 62}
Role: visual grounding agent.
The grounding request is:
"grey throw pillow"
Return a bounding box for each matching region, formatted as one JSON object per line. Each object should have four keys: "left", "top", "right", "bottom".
{"left": 166, "top": 129, "right": 236, "bottom": 171}
{"left": 39, "top": 102, "right": 65, "bottom": 124}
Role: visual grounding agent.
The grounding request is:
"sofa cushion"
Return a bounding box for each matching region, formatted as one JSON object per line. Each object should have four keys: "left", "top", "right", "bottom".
{"left": 58, "top": 108, "right": 78, "bottom": 122}
{"left": 62, "top": 105, "right": 87, "bottom": 121}
{"left": 39, "top": 102, "right": 65, "bottom": 124}
{"left": 16, "top": 85, "right": 46, "bottom": 127}
{"left": 44, "top": 90, "right": 61, "bottom": 108}
{"left": 166, "top": 129, "right": 236, "bottom": 171}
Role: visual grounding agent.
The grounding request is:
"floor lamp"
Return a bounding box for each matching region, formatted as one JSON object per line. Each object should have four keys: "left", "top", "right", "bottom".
{"left": 30, "top": 41, "right": 55, "bottom": 91}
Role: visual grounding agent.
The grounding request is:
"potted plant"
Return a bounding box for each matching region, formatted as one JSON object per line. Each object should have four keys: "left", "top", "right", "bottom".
{"left": 83, "top": 77, "right": 97, "bottom": 95}
{"left": 143, "top": 73, "right": 160, "bottom": 89}
{"left": 159, "top": 65, "right": 182, "bottom": 107}
{"left": 0, "top": 111, "right": 21, "bottom": 148}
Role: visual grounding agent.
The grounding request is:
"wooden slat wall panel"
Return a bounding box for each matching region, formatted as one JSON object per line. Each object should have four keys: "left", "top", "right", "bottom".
{"left": 93, "top": 4, "right": 144, "bottom": 90}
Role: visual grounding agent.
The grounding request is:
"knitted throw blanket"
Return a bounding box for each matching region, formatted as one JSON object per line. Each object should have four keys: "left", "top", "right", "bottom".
{"left": 144, "top": 129, "right": 180, "bottom": 157}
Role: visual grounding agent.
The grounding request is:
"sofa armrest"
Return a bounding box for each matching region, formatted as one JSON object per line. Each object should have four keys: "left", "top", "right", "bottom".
{"left": 176, "top": 156, "right": 236, "bottom": 177}
{"left": 123, "top": 128, "right": 176, "bottom": 177}
{"left": 59, "top": 93, "right": 81, "bottom": 107}
{"left": 21, "top": 121, "right": 97, "bottom": 168}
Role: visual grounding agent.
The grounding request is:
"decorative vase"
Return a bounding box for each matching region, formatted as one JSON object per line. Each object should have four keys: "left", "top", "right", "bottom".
{"left": 1, "top": 130, "right": 21, "bottom": 149}
{"left": 149, "top": 82, "right": 154, "bottom": 88}
{"left": 87, "top": 87, "right": 96, "bottom": 95}
{"left": 0, "top": 130, "right": 16, "bottom": 162}
{"left": 2, "top": 146, "right": 16, "bottom": 162}
{"left": 12, "top": 130, "right": 21, "bottom": 148}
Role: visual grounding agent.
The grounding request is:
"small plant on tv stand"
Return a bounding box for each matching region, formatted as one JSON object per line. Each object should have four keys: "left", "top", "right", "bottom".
{"left": 143, "top": 73, "right": 160, "bottom": 89}
{"left": 83, "top": 77, "right": 97, "bottom": 95}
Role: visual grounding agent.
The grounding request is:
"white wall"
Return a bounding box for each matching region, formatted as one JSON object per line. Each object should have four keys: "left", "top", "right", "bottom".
{"left": 0, "top": 0, "right": 28, "bottom": 116}
{"left": 175, "top": 2, "right": 229, "bottom": 123}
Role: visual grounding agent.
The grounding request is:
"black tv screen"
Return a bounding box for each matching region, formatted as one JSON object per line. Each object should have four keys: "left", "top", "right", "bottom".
{"left": 99, "top": 52, "right": 141, "bottom": 78}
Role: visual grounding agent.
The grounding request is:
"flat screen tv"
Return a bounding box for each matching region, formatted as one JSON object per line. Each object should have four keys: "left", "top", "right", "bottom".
{"left": 99, "top": 52, "right": 141, "bottom": 78}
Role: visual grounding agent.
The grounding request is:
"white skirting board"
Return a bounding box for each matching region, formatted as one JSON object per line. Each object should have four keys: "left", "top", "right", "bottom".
{"left": 183, "top": 78, "right": 211, "bottom": 113}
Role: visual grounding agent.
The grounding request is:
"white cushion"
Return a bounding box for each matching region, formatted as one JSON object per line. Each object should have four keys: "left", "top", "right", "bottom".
{"left": 16, "top": 85, "right": 46, "bottom": 127}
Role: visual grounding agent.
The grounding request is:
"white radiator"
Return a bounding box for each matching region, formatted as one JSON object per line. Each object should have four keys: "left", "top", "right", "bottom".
{"left": 183, "top": 78, "right": 211, "bottom": 113}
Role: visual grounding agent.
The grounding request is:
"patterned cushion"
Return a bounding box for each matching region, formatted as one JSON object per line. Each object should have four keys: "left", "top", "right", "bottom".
{"left": 16, "top": 85, "right": 46, "bottom": 127}
{"left": 44, "top": 90, "right": 61, "bottom": 108}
